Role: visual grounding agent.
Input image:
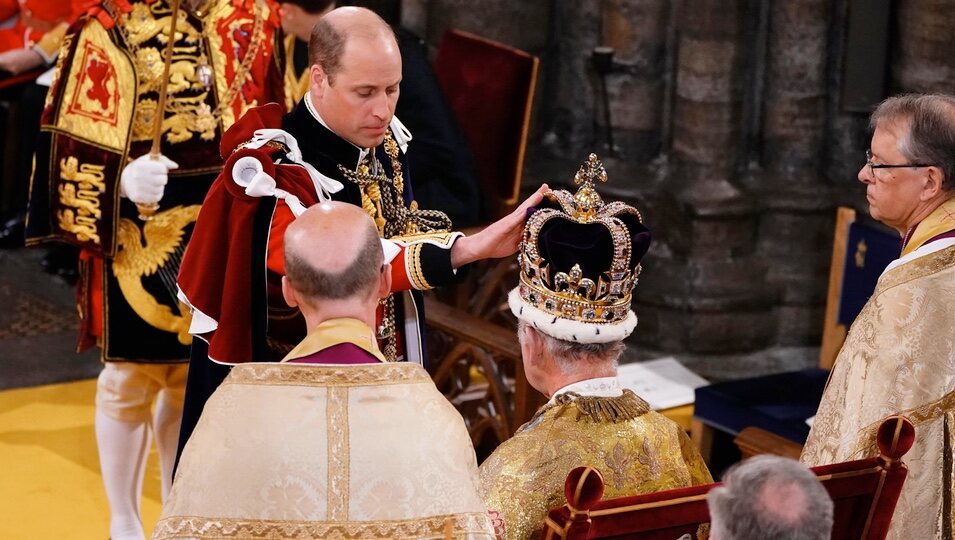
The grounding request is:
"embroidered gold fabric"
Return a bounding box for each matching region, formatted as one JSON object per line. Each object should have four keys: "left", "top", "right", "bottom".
{"left": 53, "top": 19, "right": 136, "bottom": 151}
{"left": 801, "top": 243, "right": 955, "bottom": 540}
{"left": 112, "top": 205, "right": 199, "bottom": 344}
{"left": 158, "top": 361, "right": 494, "bottom": 539}
{"left": 153, "top": 513, "right": 495, "bottom": 539}
{"left": 479, "top": 393, "right": 712, "bottom": 540}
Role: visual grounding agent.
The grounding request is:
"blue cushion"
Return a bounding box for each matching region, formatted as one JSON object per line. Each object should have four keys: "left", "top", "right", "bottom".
{"left": 693, "top": 368, "right": 829, "bottom": 443}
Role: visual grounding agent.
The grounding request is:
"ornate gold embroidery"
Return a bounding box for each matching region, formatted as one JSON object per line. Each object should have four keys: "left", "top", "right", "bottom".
{"left": 152, "top": 513, "right": 495, "bottom": 539}
{"left": 945, "top": 411, "right": 954, "bottom": 540}
{"left": 112, "top": 205, "right": 199, "bottom": 344}
{"left": 203, "top": 0, "right": 268, "bottom": 128}
{"left": 876, "top": 244, "right": 955, "bottom": 295}
{"left": 853, "top": 389, "right": 955, "bottom": 458}
{"left": 56, "top": 157, "right": 107, "bottom": 245}
{"left": 55, "top": 19, "right": 135, "bottom": 151}
{"left": 406, "top": 243, "right": 431, "bottom": 290}
{"left": 223, "top": 362, "right": 434, "bottom": 387}
{"left": 327, "top": 386, "right": 349, "bottom": 521}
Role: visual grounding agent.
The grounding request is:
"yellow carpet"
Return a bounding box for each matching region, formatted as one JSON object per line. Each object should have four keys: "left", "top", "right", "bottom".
{"left": 0, "top": 379, "right": 162, "bottom": 539}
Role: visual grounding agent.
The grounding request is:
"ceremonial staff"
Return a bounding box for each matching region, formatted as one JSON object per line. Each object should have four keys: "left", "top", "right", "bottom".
{"left": 138, "top": 0, "right": 182, "bottom": 221}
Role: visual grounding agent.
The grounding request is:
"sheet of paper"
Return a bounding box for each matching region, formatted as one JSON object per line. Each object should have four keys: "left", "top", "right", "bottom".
{"left": 616, "top": 357, "right": 709, "bottom": 410}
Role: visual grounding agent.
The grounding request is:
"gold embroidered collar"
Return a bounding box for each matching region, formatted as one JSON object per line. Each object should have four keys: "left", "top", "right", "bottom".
{"left": 903, "top": 197, "right": 955, "bottom": 256}
{"left": 281, "top": 318, "right": 386, "bottom": 363}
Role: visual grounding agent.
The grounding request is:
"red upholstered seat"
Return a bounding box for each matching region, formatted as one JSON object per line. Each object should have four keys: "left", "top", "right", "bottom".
{"left": 432, "top": 29, "right": 538, "bottom": 221}
{"left": 541, "top": 416, "right": 914, "bottom": 540}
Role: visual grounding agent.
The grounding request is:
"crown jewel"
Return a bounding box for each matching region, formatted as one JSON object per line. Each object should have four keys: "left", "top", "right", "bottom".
{"left": 515, "top": 154, "right": 648, "bottom": 328}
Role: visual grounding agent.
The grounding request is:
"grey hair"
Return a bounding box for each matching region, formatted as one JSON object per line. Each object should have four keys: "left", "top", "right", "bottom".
{"left": 707, "top": 455, "right": 833, "bottom": 540}
{"left": 517, "top": 320, "right": 624, "bottom": 373}
{"left": 870, "top": 93, "right": 955, "bottom": 192}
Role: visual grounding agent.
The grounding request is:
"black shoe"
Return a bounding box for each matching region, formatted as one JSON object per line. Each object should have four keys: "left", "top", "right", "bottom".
{"left": 0, "top": 214, "right": 25, "bottom": 249}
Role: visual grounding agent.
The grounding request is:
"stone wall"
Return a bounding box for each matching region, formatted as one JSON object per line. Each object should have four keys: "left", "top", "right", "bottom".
{"left": 403, "top": 0, "right": 955, "bottom": 379}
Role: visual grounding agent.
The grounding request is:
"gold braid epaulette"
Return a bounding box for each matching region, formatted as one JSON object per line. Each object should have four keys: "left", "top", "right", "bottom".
{"left": 547, "top": 389, "right": 651, "bottom": 423}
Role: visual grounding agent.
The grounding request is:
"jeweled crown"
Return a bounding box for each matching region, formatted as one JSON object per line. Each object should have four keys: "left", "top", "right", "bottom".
{"left": 516, "top": 154, "right": 651, "bottom": 327}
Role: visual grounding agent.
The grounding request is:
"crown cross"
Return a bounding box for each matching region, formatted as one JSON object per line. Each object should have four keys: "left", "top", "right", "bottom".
{"left": 553, "top": 264, "right": 597, "bottom": 300}
{"left": 572, "top": 154, "right": 607, "bottom": 219}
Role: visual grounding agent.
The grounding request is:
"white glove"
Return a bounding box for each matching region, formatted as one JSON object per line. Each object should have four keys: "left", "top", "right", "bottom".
{"left": 119, "top": 153, "right": 178, "bottom": 204}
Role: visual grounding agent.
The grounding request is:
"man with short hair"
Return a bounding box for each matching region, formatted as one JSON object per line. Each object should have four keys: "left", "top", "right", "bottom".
{"left": 156, "top": 202, "right": 496, "bottom": 538}
{"left": 477, "top": 155, "right": 712, "bottom": 540}
{"left": 801, "top": 93, "right": 955, "bottom": 539}
{"left": 176, "top": 6, "right": 543, "bottom": 464}
{"left": 707, "top": 455, "right": 833, "bottom": 540}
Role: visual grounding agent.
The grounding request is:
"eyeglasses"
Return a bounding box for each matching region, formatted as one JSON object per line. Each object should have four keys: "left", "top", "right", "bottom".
{"left": 865, "top": 149, "right": 935, "bottom": 176}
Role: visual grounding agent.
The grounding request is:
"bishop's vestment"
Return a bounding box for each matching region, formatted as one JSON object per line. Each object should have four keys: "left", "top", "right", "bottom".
{"left": 801, "top": 198, "right": 955, "bottom": 540}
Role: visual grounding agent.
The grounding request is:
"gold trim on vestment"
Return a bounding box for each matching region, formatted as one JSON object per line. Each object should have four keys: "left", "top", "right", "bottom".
{"left": 530, "top": 389, "right": 651, "bottom": 426}
{"left": 151, "top": 512, "right": 496, "bottom": 539}
{"left": 328, "top": 386, "right": 349, "bottom": 521}
{"left": 853, "top": 390, "right": 955, "bottom": 458}
{"left": 876, "top": 244, "right": 955, "bottom": 296}
{"left": 223, "top": 361, "right": 433, "bottom": 387}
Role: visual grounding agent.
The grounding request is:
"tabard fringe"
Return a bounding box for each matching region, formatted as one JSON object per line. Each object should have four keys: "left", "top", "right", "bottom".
{"left": 552, "top": 389, "right": 650, "bottom": 423}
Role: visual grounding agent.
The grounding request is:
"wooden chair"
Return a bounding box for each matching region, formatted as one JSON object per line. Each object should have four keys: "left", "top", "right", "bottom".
{"left": 691, "top": 207, "right": 900, "bottom": 462}
{"left": 541, "top": 416, "right": 914, "bottom": 540}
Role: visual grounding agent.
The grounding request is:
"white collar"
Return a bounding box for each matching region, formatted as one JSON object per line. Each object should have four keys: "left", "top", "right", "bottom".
{"left": 881, "top": 237, "right": 955, "bottom": 277}
{"left": 304, "top": 93, "right": 371, "bottom": 167}
{"left": 547, "top": 376, "right": 622, "bottom": 406}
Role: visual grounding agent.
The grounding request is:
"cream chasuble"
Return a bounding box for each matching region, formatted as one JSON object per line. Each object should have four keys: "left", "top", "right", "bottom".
{"left": 154, "top": 362, "right": 494, "bottom": 539}
{"left": 802, "top": 199, "right": 955, "bottom": 540}
{"left": 478, "top": 381, "right": 712, "bottom": 540}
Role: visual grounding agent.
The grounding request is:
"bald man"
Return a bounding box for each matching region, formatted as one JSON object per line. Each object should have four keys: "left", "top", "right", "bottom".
{"left": 280, "top": 202, "right": 394, "bottom": 364}
{"left": 157, "top": 203, "right": 497, "bottom": 538}
{"left": 707, "top": 455, "right": 832, "bottom": 540}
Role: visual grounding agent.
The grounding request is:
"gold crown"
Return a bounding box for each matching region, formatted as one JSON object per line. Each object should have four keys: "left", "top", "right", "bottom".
{"left": 517, "top": 154, "right": 645, "bottom": 325}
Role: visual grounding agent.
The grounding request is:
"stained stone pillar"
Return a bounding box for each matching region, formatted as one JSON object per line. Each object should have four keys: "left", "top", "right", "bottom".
{"left": 893, "top": 2, "right": 955, "bottom": 93}
{"left": 757, "top": 0, "right": 833, "bottom": 347}
{"left": 634, "top": 0, "right": 774, "bottom": 357}
{"left": 600, "top": 0, "right": 671, "bottom": 164}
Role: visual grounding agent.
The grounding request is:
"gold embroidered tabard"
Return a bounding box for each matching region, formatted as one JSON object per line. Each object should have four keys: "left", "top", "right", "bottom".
{"left": 478, "top": 391, "right": 712, "bottom": 540}
{"left": 156, "top": 362, "right": 495, "bottom": 539}
{"left": 111, "top": 205, "right": 199, "bottom": 344}
{"left": 801, "top": 239, "right": 955, "bottom": 540}
{"left": 53, "top": 18, "right": 135, "bottom": 152}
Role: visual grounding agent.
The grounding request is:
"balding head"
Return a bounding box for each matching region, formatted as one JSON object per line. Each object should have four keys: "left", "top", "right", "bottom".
{"left": 284, "top": 202, "right": 383, "bottom": 304}
{"left": 308, "top": 6, "right": 396, "bottom": 84}
{"left": 707, "top": 455, "right": 832, "bottom": 540}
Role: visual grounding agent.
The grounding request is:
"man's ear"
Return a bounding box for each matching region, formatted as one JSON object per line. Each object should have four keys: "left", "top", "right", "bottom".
{"left": 921, "top": 167, "right": 945, "bottom": 201}
{"left": 521, "top": 325, "right": 545, "bottom": 365}
{"left": 282, "top": 275, "right": 299, "bottom": 308}
{"left": 310, "top": 64, "right": 327, "bottom": 97}
{"left": 377, "top": 263, "right": 392, "bottom": 299}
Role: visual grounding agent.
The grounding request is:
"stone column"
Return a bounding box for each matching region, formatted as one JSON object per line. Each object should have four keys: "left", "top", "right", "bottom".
{"left": 893, "top": 1, "right": 955, "bottom": 93}
{"left": 757, "top": 0, "right": 834, "bottom": 347}
{"left": 634, "top": 0, "right": 775, "bottom": 362}
{"left": 600, "top": 0, "right": 671, "bottom": 164}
